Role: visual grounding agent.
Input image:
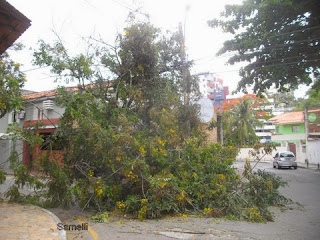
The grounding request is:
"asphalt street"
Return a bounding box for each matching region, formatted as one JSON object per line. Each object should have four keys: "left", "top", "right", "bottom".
{"left": 49, "top": 161, "right": 320, "bottom": 240}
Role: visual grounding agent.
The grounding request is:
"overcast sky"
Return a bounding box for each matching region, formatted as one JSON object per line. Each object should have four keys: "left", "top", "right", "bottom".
{"left": 7, "top": 0, "right": 308, "bottom": 97}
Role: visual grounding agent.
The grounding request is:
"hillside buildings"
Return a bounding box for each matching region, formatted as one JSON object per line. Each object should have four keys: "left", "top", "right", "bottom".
{"left": 269, "top": 109, "right": 320, "bottom": 164}
{"left": 198, "top": 73, "right": 229, "bottom": 106}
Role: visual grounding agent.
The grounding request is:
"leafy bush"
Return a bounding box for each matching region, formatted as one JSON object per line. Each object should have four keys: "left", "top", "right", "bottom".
{"left": 2, "top": 21, "right": 290, "bottom": 223}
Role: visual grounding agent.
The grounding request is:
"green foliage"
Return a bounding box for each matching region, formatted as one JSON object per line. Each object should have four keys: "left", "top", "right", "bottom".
{"left": 268, "top": 91, "right": 297, "bottom": 108}
{"left": 296, "top": 89, "right": 320, "bottom": 110}
{"left": 217, "top": 97, "right": 260, "bottom": 146}
{"left": 209, "top": 0, "right": 320, "bottom": 94}
{"left": 90, "top": 211, "right": 109, "bottom": 223}
{"left": 33, "top": 40, "right": 94, "bottom": 87}
{"left": 3, "top": 20, "right": 291, "bottom": 223}
{"left": 242, "top": 170, "right": 290, "bottom": 221}
{"left": 5, "top": 154, "right": 45, "bottom": 205}
{"left": 0, "top": 52, "right": 25, "bottom": 118}
{"left": 0, "top": 170, "right": 6, "bottom": 184}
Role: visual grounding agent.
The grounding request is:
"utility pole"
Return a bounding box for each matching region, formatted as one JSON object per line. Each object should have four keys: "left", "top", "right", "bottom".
{"left": 179, "top": 20, "right": 192, "bottom": 136}
{"left": 179, "top": 22, "right": 190, "bottom": 106}
{"left": 304, "top": 107, "right": 309, "bottom": 163}
{"left": 219, "top": 103, "right": 223, "bottom": 145}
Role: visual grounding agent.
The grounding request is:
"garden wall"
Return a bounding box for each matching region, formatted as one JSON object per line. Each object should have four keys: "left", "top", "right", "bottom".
{"left": 236, "top": 146, "right": 287, "bottom": 162}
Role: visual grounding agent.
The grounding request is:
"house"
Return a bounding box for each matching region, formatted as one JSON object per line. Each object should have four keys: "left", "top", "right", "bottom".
{"left": 269, "top": 109, "right": 320, "bottom": 164}
{"left": 1, "top": 83, "right": 220, "bottom": 169}
{"left": 0, "top": 89, "right": 65, "bottom": 169}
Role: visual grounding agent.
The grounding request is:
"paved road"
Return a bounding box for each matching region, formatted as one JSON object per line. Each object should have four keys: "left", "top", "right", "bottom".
{"left": 49, "top": 162, "right": 320, "bottom": 240}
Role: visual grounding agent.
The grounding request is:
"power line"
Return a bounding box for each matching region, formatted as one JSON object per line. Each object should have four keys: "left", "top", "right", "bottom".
{"left": 194, "top": 52, "right": 320, "bottom": 67}
{"left": 82, "top": 0, "right": 148, "bottom": 18}
{"left": 209, "top": 58, "right": 320, "bottom": 75}
{"left": 251, "top": 25, "right": 320, "bottom": 40}
{"left": 193, "top": 36, "right": 320, "bottom": 64}
{"left": 22, "top": 66, "right": 50, "bottom": 73}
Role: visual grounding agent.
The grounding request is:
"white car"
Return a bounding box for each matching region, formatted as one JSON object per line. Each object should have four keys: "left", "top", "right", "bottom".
{"left": 273, "top": 151, "right": 297, "bottom": 169}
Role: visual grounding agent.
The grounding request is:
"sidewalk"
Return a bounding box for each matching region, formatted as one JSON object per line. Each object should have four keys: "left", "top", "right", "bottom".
{"left": 0, "top": 201, "right": 66, "bottom": 240}
{"left": 297, "top": 162, "right": 320, "bottom": 170}
{"left": 234, "top": 159, "right": 320, "bottom": 171}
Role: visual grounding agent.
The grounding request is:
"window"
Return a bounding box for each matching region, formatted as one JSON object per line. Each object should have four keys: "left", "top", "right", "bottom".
{"left": 37, "top": 109, "right": 44, "bottom": 120}
{"left": 40, "top": 132, "right": 51, "bottom": 150}
{"left": 280, "top": 152, "right": 295, "bottom": 157}
{"left": 292, "top": 125, "right": 300, "bottom": 132}
{"left": 40, "top": 132, "right": 64, "bottom": 151}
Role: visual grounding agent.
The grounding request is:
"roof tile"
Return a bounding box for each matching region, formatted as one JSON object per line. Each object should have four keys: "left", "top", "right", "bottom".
{"left": 269, "top": 109, "right": 320, "bottom": 124}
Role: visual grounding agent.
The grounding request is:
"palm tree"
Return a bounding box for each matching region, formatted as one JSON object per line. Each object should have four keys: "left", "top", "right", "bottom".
{"left": 223, "top": 97, "right": 260, "bottom": 146}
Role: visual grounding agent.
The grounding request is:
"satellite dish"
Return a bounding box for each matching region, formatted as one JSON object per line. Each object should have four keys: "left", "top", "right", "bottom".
{"left": 196, "top": 97, "right": 214, "bottom": 123}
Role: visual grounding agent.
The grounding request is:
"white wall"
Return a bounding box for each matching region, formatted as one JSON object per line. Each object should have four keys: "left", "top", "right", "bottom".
{"left": 236, "top": 144, "right": 310, "bottom": 163}
{"left": 236, "top": 147, "right": 287, "bottom": 162}
{"left": 295, "top": 141, "right": 307, "bottom": 163}
{"left": 26, "top": 99, "right": 65, "bottom": 121}
{"left": 307, "top": 140, "right": 320, "bottom": 164}
{"left": 272, "top": 133, "right": 305, "bottom": 142}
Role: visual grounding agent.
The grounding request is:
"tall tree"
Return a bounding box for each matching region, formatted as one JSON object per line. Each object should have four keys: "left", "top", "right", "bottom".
{"left": 296, "top": 89, "right": 320, "bottom": 110}
{"left": 0, "top": 52, "right": 25, "bottom": 118}
{"left": 221, "top": 97, "right": 260, "bottom": 146}
{"left": 23, "top": 20, "right": 204, "bottom": 209}
{"left": 209, "top": 0, "right": 320, "bottom": 94}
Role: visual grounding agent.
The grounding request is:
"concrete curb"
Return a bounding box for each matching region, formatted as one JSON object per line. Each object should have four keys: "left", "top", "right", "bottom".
{"left": 34, "top": 205, "right": 67, "bottom": 240}
{"left": 297, "top": 164, "right": 319, "bottom": 170}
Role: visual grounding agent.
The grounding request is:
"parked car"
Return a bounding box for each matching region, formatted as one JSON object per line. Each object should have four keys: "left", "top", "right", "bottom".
{"left": 273, "top": 151, "right": 297, "bottom": 169}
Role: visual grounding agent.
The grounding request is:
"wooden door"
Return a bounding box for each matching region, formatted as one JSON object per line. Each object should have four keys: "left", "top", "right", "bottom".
{"left": 288, "top": 143, "right": 296, "bottom": 156}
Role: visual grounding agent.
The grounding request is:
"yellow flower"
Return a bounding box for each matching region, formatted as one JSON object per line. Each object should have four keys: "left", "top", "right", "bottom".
{"left": 159, "top": 148, "right": 168, "bottom": 157}
{"left": 176, "top": 191, "right": 186, "bottom": 201}
{"left": 124, "top": 30, "right": 130, "bottom": 36}
{"left": 96, "top": 188, "right": 103, "bottom": 196}
{"left": 192, "top": 172, "right": 198, "bottom": 179}
{"left": 216, "top": 174, "right": 226, "bottom": 180}
{"left": 158, "top": 182, "right": 167, "bottom": 188}
{"left": 169, "top": 128, "right": 175, "bottom": 134}
{"left": 139, "top": 146, "right": 147, "bottom": 156}
{"left": 138, "top": 205, "right": 147, "bottom": 220}
{"left": 127, "top": 171, "right": 138, "bottom": 182}
{"left": 156, "top": 137, "right": 165, "bottom": 147}
{"left": 88, "top": 170, "right": 94, "bottom": 178}
{"left": 116, "top": 157, "right": 121, "bottom": 162}
{"left": 141, "top": 198, "right": 148, "bottom": 204}
{"left": 137, "top": 64, "right": 144, "bottom": 71}
{"left": 117, "top": 201, "right": 126, "bottom": 209}
{"left": 204, "top": 208, "right": 213, "bottom": 214}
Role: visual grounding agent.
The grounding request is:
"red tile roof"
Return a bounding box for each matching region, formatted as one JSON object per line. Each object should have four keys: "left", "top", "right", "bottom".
{"left": 269, "top": 109, "right": 320, "bottom": 125}
{"left": 22, "top": 89, "right": 57, "bottom": 100}
{"left": 22, "top": 83, "right": 110, "bottom": 100}
{"left": 22, "top": 86, "right": 79, "bottom": 100}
